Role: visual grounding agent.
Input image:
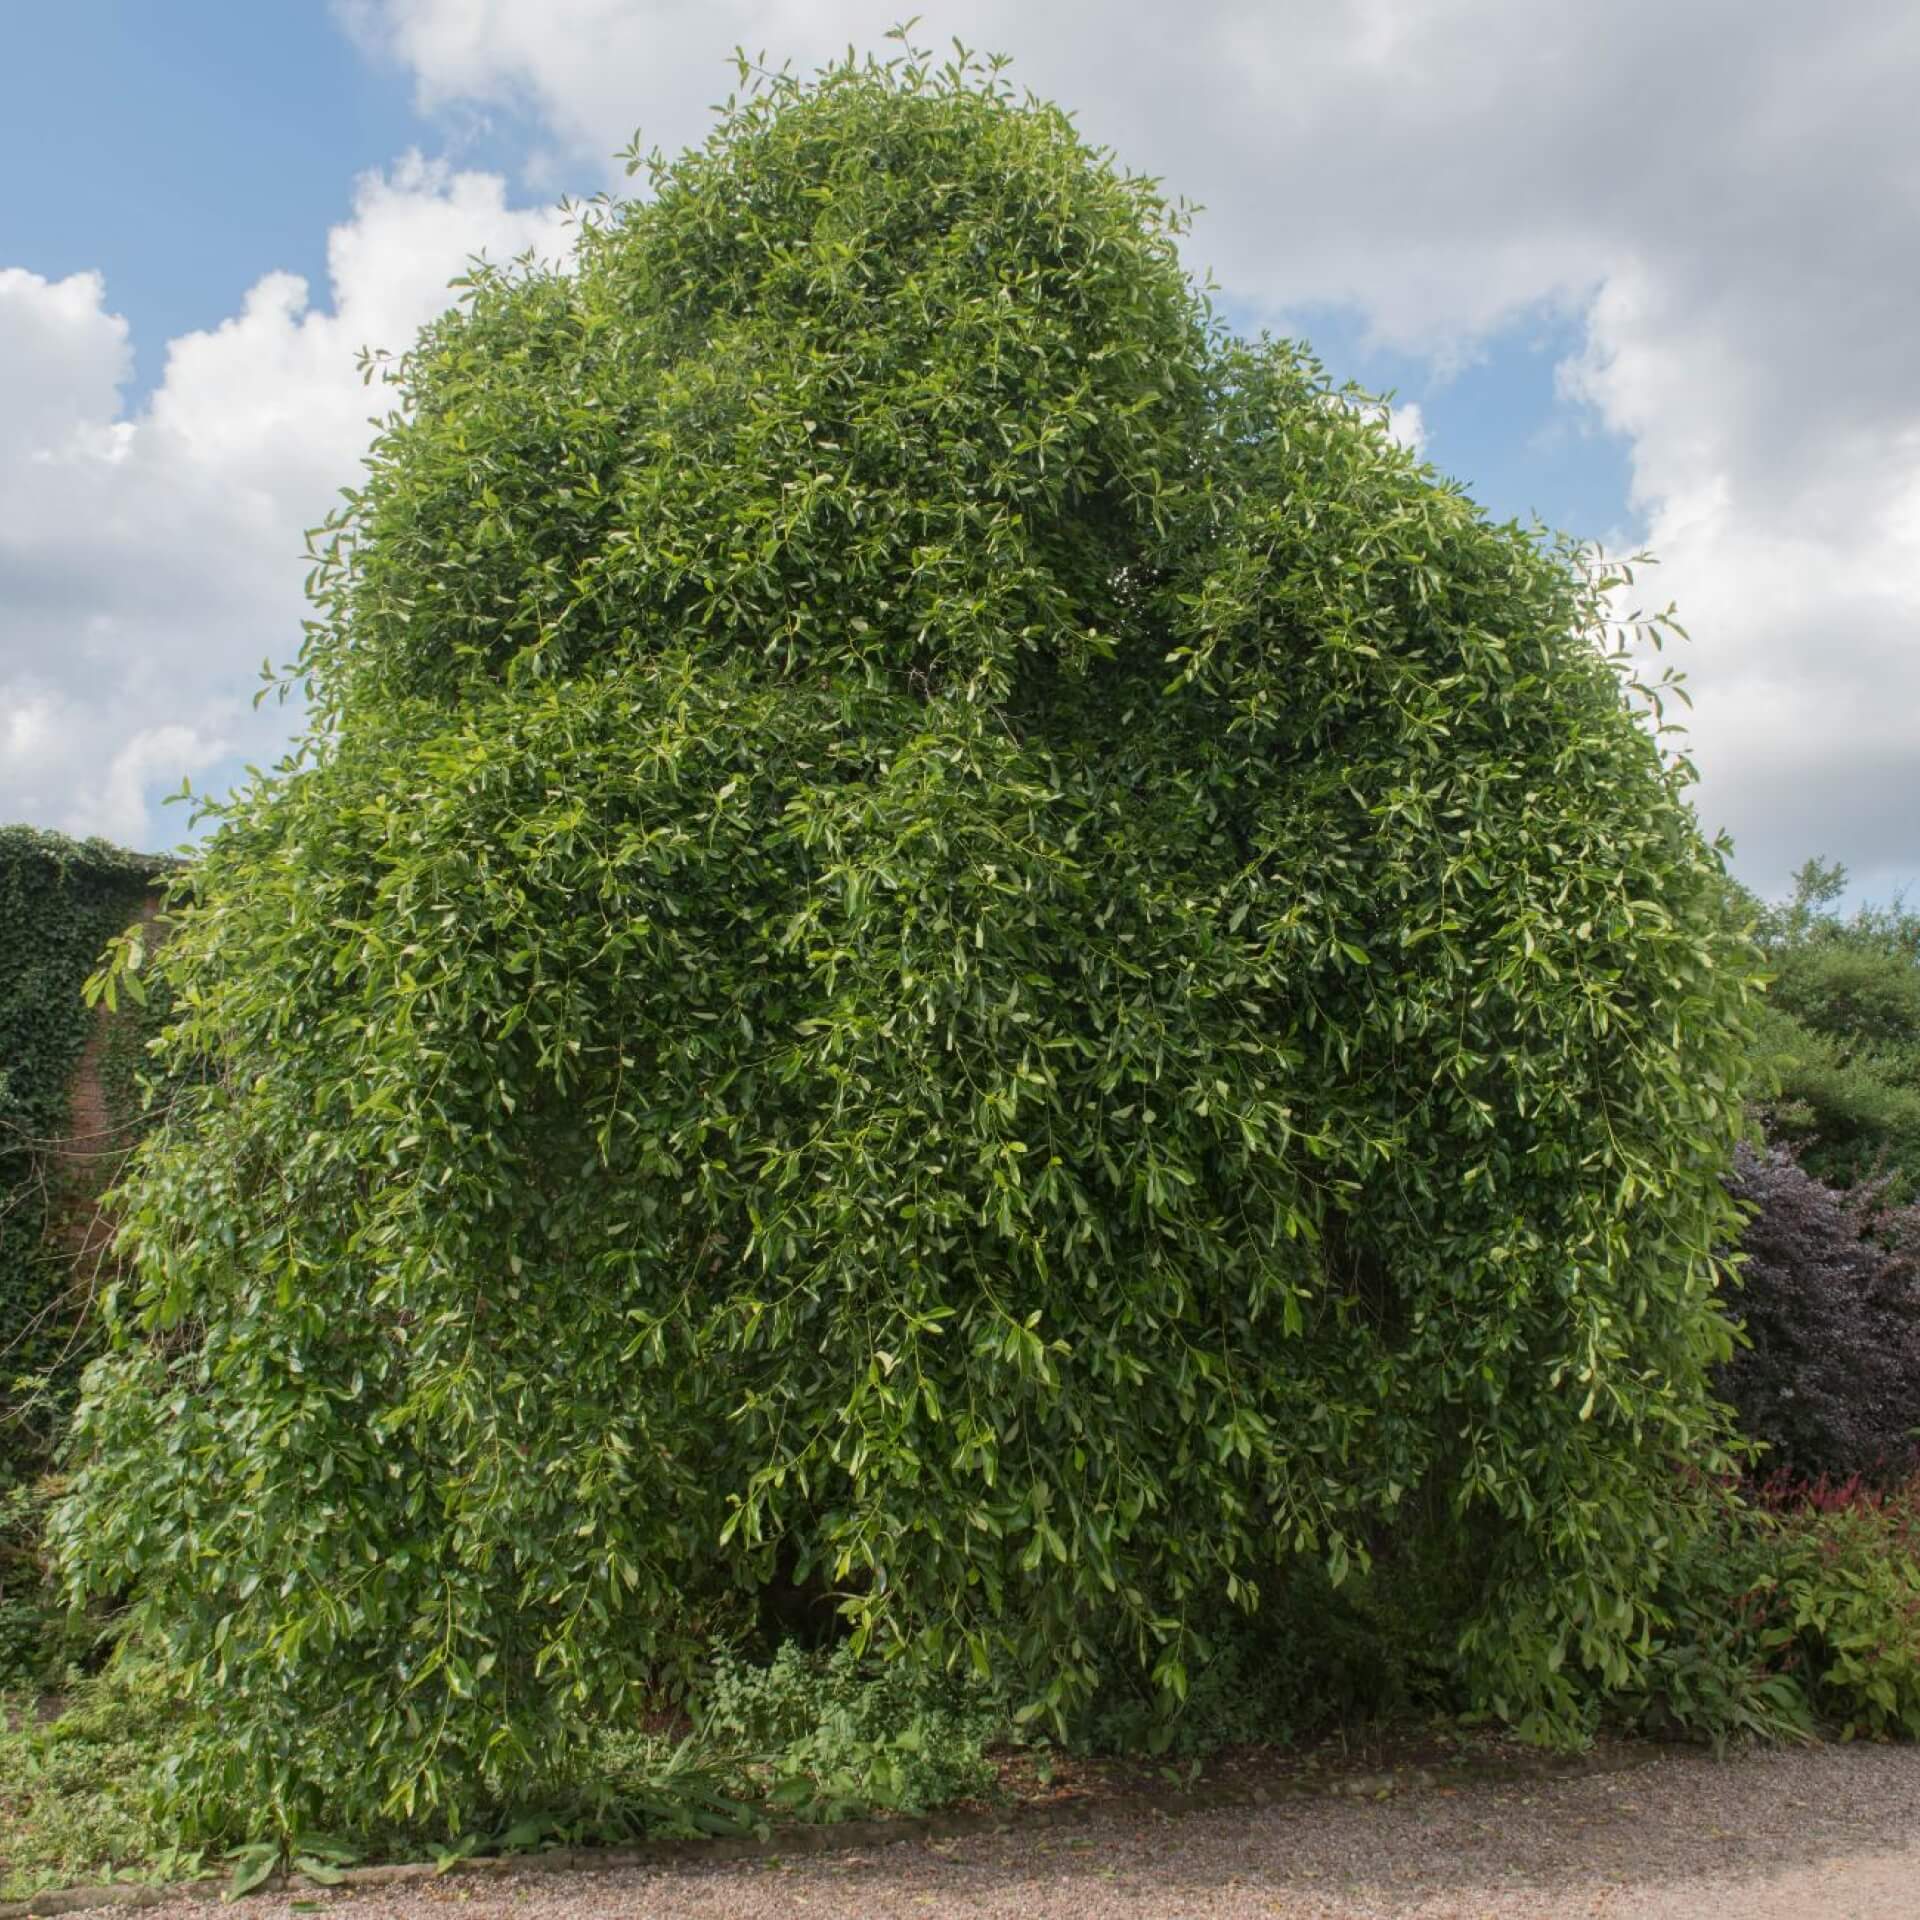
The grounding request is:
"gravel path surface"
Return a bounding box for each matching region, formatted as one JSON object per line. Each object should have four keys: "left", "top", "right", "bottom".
{"left": 149, "top": 1743, "right": 1920, "bottom": 1920}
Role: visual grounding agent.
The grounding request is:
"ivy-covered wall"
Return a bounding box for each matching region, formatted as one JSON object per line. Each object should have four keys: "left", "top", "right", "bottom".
{"left": 1, "top": 825, "right": 166, "bottom": 1477}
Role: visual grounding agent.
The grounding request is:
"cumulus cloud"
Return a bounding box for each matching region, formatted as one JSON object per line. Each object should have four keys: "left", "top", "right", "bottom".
{"left": 1383, "top": 401, "right": 1425, "bottom": 458}
{"left": 340, "top": 0, "right": 1920, "bottom": 898}
{"left": 0, "top": 160, "right": 570, "bottom": 850}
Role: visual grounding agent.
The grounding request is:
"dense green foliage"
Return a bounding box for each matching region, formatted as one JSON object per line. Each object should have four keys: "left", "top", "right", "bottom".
{"left": 1749, "top": 859, "right": 1920, "bottom": 1197}
{"left": 56, "top": 44, "right": 1761, "bottom": 1841}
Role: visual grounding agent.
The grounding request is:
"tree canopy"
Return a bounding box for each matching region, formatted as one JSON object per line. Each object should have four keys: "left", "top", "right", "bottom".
{"left": 57, "top": 43, "right": 1759, "bottom": 1838}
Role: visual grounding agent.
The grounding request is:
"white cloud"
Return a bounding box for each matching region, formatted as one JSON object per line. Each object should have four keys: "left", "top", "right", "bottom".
{"left": 0, "top": 268, "right": 132, "bottom": 461}
{"left": 340, "top": 0, "right": 1920, "bottom": 899}
{"left": 1383, "top": 401, "right": 1425, "bottom": 459}
{"left": 0, "top": 160, "right": 570, "bottom": 850}
{"left": 1565, "top": 257, "right": 1920, "bottom": 897}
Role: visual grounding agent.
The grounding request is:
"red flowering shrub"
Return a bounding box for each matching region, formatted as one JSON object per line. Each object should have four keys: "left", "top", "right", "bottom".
{"left": 1647, "top": 1471, "right": 1920, "bottom": 1744}
{"left": 1769, "top": 1473, "right": 1920, "bottom": 1738}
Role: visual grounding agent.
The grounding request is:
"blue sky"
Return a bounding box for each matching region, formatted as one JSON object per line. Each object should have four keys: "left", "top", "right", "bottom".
{"left": 2, "top": 2, "right": 1915, "bottom": 905}
{"left": 5, "top": 6, "right": 416, "bottom": 387}
{"left": 1292, "top": 305, "right": 1641, "bottom": 548}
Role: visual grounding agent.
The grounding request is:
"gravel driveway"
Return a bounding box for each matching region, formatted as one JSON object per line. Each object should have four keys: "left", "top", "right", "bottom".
{"left": 135, "top": 1742, "right": 1917, "bottom": 1920}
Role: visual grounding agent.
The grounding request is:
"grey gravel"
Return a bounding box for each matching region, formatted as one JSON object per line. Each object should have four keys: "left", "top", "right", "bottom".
{"left": 151, "top": 1742, "right": 1920, "bottom": 1920}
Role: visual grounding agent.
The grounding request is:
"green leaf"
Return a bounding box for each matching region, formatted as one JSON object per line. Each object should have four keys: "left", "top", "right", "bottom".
{"left": 225, "top": 1844, "right": 278, "bottom": 1899}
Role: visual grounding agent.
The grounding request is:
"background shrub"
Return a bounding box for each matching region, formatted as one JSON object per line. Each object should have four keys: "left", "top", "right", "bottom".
{"left": 0, "top": 828, "right": 168, "bottom": 1689}
{"left": 1748, "top": 858, "right": 1920, "bottom": 1198}
{"left": 0, "top": 829, "right": 161, "bottom": 1465}
{"left": 1769, "top": 1474, "right": 1920, "bottom": 1739}
{"left": 1637, "top": 1483, "right": 1814, "bottom": 1749}
{"left": 1716, "top": 1143, "right": 1920, "bottom": 1484}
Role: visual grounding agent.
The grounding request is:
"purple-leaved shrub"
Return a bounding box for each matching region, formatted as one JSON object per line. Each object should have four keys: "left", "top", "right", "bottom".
{"left": 1718, "top": 1143, "right": 1920, "bottom": 1483}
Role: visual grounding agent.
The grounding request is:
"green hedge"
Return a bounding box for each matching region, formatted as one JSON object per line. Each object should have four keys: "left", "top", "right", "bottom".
{"left": 0, "top": 825, "right": 164, "bottom": 1474}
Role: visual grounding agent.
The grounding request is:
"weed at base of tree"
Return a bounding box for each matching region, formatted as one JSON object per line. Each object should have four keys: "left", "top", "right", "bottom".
{"left": 694, "top": 1641, "right": 1000, "bottom": 1816}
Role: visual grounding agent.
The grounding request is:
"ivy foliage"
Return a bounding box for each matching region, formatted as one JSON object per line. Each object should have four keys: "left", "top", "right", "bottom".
{"left": 0, "top": 827, "right": 160, "bottom": 1468}
{"left": 1, "top": 827, "right": 164, "bottom": 1688}
{"left": 57, "top": 42, "right": 1760, "bottom": 1840}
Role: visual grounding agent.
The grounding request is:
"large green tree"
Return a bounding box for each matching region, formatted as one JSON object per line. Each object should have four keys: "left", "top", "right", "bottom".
{"left": 57, "top": 43, "right": 1758, "bottom": 1836}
